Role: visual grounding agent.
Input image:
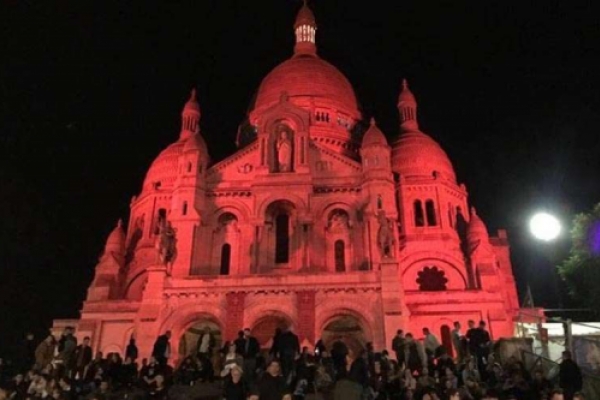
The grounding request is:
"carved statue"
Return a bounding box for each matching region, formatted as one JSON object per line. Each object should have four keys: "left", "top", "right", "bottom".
{"left": 377, "top": 210, "right": 394, "bottom": 258}
{"left": 276, "top": 126, "right": 293, "bottom": 172}
{"left": 328, "top": 210, "right": 350, "bottom": 232}
{"left": 156, "top": 219, "right": 177, "bottom": 273}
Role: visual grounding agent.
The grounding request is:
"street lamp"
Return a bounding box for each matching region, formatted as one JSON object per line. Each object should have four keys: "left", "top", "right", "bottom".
{"left": 529, "top": 212, "right": 562, "bottom": 242}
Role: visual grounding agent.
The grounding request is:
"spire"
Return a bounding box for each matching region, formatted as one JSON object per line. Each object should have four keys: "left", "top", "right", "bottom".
{"left": 397, "top": 79, "right": 419, "bottom": 133}
{"left": 181, "top": 88, "right": 201, "bottom": 140}
{"left": 294, "top": 1, "right": 317, "bottom": 56}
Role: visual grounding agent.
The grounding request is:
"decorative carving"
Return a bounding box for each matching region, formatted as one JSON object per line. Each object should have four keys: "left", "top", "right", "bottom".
{"left": 327, "top": 209, "right": 350, "bottom": 232}
{"left": 155, "top": 219, "right": 177, "bottom": 273}
{"left": 237, "top": 163, "right": 253, "bottom": 174}
{"left": 416, "top": 266, "right": 448, "bottom": 291}
{"left": 275, "top": 125, "right": 293, "bottom": 172}
{"left": 376, "top": 210, "right": 394, "bottom": 258}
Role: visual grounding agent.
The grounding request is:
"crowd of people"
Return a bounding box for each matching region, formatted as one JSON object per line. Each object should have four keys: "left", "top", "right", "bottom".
{"left": 0, "top": 320, "right": 587, "bottom": 400}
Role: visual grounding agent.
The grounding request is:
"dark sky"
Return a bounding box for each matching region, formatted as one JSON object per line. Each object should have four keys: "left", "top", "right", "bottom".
{"left": 1, "top": 1, "right": 599, "bottom": 356}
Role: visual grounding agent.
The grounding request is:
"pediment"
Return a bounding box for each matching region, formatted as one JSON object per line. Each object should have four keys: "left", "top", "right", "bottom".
{"left": 309, "top": 142, "right": 362, "bottom": 177}
{"left": 207, "top": 142, "right": 260, "bottom": 183}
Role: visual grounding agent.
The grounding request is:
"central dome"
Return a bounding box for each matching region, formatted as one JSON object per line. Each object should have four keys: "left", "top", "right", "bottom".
{"left": 252, "top": 55, "right": 360, "bottom": 118}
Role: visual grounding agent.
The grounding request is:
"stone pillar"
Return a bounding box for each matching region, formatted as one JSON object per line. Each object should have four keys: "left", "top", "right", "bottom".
{"left": 224, "top": 292, "right": 246, "bottom": 342}
{"left": 296, "top": 290, "right": 316, "bottom": 345}
{"left": 380, "top": 259, "right": 408, "bottom": 349}
{"left": 137, "top": 265, "right": 167, "bottom": 359}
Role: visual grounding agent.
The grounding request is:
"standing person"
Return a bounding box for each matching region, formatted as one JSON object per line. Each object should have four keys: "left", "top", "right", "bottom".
{"left": 239, "top": 328, "right": 260, "bottom": 382}
{"left": 269, "top": 328, "right": 282, "bottom": 358}
{"left": 73, "top": 336, "right": 93, "bottom": 380}
{"left": 465, "top": 320, "right": 478, "bottom": 357}
{"left": 559, "top": 351, "right": 582, "bottom": 400}
{"left": 391, "top": 330, "right": 405, "bottom": 365}
{"left": 404, "top": 333, "right": 426, "bottom": 376}
{"left": 314, "top": 338, "right": 326, "bottom": 361}
{"left": 196, "top": 327, "right": 215, "bottom": 360}
{"left": 451, "top": 321, "right": 466, "bottom": 363}
{"left": 152, "top": 330, "right": 172, "bottom": 367}
{"left": 423, "top": 328, "right": 441, "bottom": 364}
{"left": 278, "top": 327, "right": 300, "bottom": 381}
{"left": 58, "top": 327, "right": 78, "bottom": 377}
{"left": 334, "top": 347, "right": 368, "bottom": 400}
{"left": 125, "top": 337, "right": 138, "bottom": 362}
{"left": 330, "top": 338, "right": 348, "bottom": 377}
{"left": 34, "top": 334, "right": 56, "bottom": 371}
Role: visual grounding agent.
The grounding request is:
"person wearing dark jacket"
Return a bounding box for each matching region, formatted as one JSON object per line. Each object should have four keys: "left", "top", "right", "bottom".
{"left": 237, "top": 328, "right": 260, "bottom": 381}
{"left": 278, "top": 328, "right": 300, "bottom": 380}
{"left": 73, "top": 336, "right": 93, "bottom": 380}
{"left": 335, "top": 348, "right": 369, "bottom": 400}
{"left": 152, "top": 331, "right": 172, "bottom": 367}
{"left": 257, "top": 359, "right": 292, "bottom": 400}
{"left": 559, "top": 351, "right": 583, "bottom": 400}
{"left": 125, "top": 337, "right": 139, "bottom": 362}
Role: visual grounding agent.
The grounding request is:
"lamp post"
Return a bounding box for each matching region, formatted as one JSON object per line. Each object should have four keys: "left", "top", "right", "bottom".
{"left": 529, "top": 211, "right": 563, "bottom": 358}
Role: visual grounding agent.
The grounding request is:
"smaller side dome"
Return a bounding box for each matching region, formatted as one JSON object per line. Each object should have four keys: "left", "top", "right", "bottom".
{"left": 391, "top": 131, "right": 456, "bottom": 181}
{"left": 362, "top": 117, "right": 388, "bottom": 147}
{"left": 104, "top": 219, "right": 125, "bottom": 255}
{"left": 467, "top": 207, "right": 489, "bottom": 252}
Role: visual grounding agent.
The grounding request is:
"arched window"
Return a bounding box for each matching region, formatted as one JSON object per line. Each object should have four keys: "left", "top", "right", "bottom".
{"left": 377, "top": 195, "right": 383, "bottom": 210}
{"left": 187, "top": 161, "right": 192, "bottom": 173}
{"left": 275, "top": 214, "right": 290, "bottom": 263}
{"left": 414, "top": 200, "right": 425, "bottom": 227}
{"left": 416, "top": 266, "right": 448, "bottom": 291}
{"left": 334, "top": 240, "right": 346, "bottom": 272}
{"left": 425, "top": 200, "right": 437, "bottom": 226}
{"left": 220, "top": 243, "right": 231, "bottom": 275}
{"left": 182, "top": 201, "right": 188, "bottom": 216}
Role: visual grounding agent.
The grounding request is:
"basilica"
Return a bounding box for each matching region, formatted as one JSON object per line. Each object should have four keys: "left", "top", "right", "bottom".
{"left": 55, "top": 4, "right": 521, "bottom": 363}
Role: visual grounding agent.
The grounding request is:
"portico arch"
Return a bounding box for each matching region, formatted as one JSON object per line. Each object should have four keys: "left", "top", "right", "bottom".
{"left": 319, "top": 310, "right": 372, "bottom": 352}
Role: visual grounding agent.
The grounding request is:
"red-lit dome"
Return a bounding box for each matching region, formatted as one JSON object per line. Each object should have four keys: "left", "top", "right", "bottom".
{"left": 467, "top": 207, "right": 490, "bottom": 253}
{"left": 142, "top": 140, "right": 185, "bottom": 192}
{"left": 252, "top": 56, "right": 360, "bottom": 119}
{"left": 391, "top": 131, "right": 456, "bottom": 182}
{"left": 104, "top": 219, "right": 125, "bottom": 255}
{"left": 362, "top": 118, "right": 388, "bottom": 147}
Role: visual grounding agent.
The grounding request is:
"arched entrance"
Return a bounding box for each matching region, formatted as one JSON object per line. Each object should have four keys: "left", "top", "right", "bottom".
{"left": 251, "top": 314, "right": 292, "bottom": 349}
{"left": 179, "top": 319, "right": 222, "bottom": 360}
{"left": 321, "top": 314, "right": 367, "bottom": 352}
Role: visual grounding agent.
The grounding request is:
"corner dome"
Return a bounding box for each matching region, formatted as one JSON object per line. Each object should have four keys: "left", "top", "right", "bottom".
{"left": 467, "top": 208, "right": 490, "bottom": 253}
{"left": 105, "top": 220, "right": 125, "bottom": 254}
{"left": 142, "top": 140, "right": 186, "bottom": 192}
{"left": 362, "top": 118, "right": 388, "bottom": 147}
{"left": 391, "top": 131, "right": 456, "bottom": 182}
{"left": 251, "top": 56, "right": 360, "bottom": 119}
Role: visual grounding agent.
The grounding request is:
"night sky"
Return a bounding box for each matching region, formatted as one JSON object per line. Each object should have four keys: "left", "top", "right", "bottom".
{"left": 1, "top": 1, "right": 599, "bottom": 357}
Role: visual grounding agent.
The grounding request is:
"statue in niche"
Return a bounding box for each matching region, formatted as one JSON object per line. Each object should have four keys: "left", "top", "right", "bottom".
{"left": 275, "top": 125, "right": 293, "bottom": 172}
{"left": 328, "top": 210, "right": 350, "bottom": 232}
{"left": 155, "top": 219, "right": 177, "bottom": 274}
{"left": 376, "top": 210, "right": 394, "bottom": 258}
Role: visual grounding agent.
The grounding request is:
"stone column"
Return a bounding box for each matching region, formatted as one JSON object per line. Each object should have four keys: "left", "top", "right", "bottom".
{"left": 296, "top": 290, "right": 316, "bottom": 345}
{"left": 224, "top": 292, "right": 246, "bottom": 341}
{"left": 379, "top": 259, "right": 409, "bottom": 349}
{"left": 137, "top": 264, "right": 168, "bottom": 359}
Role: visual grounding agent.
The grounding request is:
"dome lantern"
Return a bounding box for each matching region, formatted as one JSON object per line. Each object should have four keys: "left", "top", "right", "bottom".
{"left": 398, "top": 79, "right": 419, "bottom": 133}
{"left": 294, "top": 1, "right": 317, "bottom": 56}
{"left": 181, "top": 88, "right": 201, "bottom": 140}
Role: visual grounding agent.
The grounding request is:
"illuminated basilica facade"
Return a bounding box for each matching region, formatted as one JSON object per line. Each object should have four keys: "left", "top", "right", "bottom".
{"left": 55, "top": 4, "right": 521, "bottom": 363}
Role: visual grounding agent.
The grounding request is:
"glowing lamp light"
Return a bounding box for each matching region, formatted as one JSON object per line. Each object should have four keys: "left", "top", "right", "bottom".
{"left": 530, "top": 212, "right": 562, "bottom": 241}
